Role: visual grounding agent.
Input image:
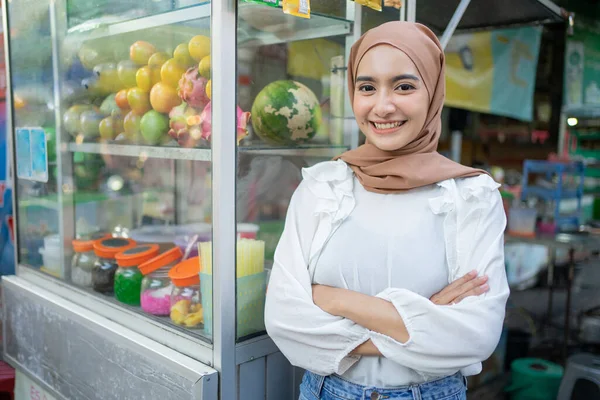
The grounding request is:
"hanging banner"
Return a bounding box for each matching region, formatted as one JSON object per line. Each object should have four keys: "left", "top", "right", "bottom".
{"left": 445, "top": 26, "right": 542, "bottom": 121}
{"left": 564, "top": 18, "right": 600, "bottom": 108}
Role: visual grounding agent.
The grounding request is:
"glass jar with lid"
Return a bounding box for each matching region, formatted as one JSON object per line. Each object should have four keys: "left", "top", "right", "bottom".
{"left": 92, "top": 238, "right": 137, "bottom": 294}
{"left": 114, "top": 244, "right": 160, "bottom": 306}
{"left": 139, "top": 247, "right": 183, "bottom": 316}
{"left": 169, "top": 256, "right": 203, "bottom": 328}
{"left": 71, "top": 232, "right": 110, "bottom": 288}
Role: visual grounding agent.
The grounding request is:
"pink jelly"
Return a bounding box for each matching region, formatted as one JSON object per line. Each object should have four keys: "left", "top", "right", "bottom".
{"left": 141, "top": 291, "right": 171, "bottom": 316}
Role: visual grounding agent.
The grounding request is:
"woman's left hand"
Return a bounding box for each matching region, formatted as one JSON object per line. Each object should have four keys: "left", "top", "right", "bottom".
{"left": 312, "top": 284, "right": 342, "bottom": 315}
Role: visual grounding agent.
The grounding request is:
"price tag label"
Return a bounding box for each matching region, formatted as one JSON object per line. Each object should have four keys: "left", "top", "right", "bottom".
{"left": 14, "top": 370, "right": 57, "bottom": 400}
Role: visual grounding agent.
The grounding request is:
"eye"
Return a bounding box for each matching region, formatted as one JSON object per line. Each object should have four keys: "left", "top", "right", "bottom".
{"left": 396, "top": 83, "right": 416, "bottom": 91}
{"left": 358, "top": 84, "right": 375, "bottom": 92}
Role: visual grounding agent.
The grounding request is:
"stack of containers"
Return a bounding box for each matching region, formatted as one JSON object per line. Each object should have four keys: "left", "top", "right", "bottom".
{"left": 198, "top": 238, "right": 266, "bottom": 338}
{"left": 139, "top": 247, "right": 183, "bottom": 316}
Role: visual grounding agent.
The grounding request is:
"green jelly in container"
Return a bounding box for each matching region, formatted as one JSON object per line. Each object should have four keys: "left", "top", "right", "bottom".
{"left": 114, "top": 244, "right": 160, "bottom": 306}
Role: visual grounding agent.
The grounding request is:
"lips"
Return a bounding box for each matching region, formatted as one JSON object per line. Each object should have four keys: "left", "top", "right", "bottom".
{"left": 370, "top": 120, "right": 406, "bottom": 134}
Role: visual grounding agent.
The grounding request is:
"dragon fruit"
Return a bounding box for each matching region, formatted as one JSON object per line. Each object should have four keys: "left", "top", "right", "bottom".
{"left": 168, "top": 102, "right": 204, "bottom": 148}
{"left": 186, "top": 101, "right": 250, "bottom": 145}
{"left": 177, "top": 67, "right": 210, "bottom": 109}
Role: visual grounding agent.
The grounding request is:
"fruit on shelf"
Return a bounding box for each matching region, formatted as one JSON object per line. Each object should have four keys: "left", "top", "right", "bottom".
{"left": 78, "top": 44, "right": 113, "bottom": 70}
{"left": 140, "top": 110, "right": 169, "bottom": 145}
{"left": 150, "top": 82, "right": 181, "bottom": 114}
{"left": 198, "top": 55, "right": 211, "bottom": 79}
{"left": 115, "top": 89, "right": 130, "bottom": 110}
{"left": 99, "top": 113, "right": 124, "bottom": 141}
{"left": 117, "top": 60, "right": 139, "bottom": 89}
{"left": 251, "top": 80, "right": 321, "bottom": 146}
{"left": 99, "top": 94, "right": 120, "bottom": 116}
{"left": 173, "top": 43, "right": 195, "bottom": 68}
{"left": 168, "top": 102, "right": 202, "bottom": 147}
{"left": 178, "top": 67, "right": 210, "bottom": 109}
{"left": 190, "top": 101, "right": 250, "bottom": 144}
{"left": 188, "top": 35, "right": 211, "bottom": 62}
{"left": 205, "top": 80, "right": 211, "bottom": 100}
{"left": 63, "top": 104, "right": 94, "bottom": 136}
{"left": 123, "top": 111, "right": 142, "bottom": 143}
{"left": 92, "top": 63, "right": 123, "bottom": 93}
{"left": 130, "top": 41, "right": 156, "bottom": 65}
{"left": 136, "top": 66, "right": 160, "bottom": 92}
{"left": 148, "top": 52, "right": 170, "bottom": 69}
{"left": 160, "top": 58, "right": 186, "bottom": 88}
{"left": 79, "top": 109, "right": 104, "bottom": 138}
{"left": 81, "top": 76, "right": 112, "bottom": 98}
{"left": 127, "top": 87, "right": 152, "bottom": 115}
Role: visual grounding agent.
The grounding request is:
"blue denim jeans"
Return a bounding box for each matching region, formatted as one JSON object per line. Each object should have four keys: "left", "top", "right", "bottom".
{"left": 299, "top": 371, "right": 467, "bottom": 400}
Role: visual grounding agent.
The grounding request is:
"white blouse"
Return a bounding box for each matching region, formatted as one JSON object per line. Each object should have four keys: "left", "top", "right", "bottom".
{"left": 264, "top": 160, "right": 510, "bottom": 387}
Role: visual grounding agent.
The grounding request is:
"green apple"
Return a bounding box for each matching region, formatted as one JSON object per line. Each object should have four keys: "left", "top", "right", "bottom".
{"left": 140, "top": 110, "right": 169, "bottom": 145}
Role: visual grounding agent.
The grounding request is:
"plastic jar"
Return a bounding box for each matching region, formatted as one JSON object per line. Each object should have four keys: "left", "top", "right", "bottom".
{"left": 114, "top": 244, "right": 160, "bottom": 306}
{"left": 71, "top": 233, "right": 110, "bottom": 287}
{"left": 139, "top": 247, "right": 183, "bottom": 315}
{"left": 92, "top": 238, "right": 137, "bottom": 294}
{"left": 169, "top": 257, "right": 203, "bottom": 328}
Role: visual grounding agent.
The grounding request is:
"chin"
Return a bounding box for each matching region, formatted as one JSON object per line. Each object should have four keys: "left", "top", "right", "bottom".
{"left": 366, "top": 134, "right": 412, "bottom": 152}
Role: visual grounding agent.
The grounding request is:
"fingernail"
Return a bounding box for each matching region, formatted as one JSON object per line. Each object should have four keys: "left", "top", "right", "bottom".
{"left": 481, "top": 284, "right": 490, "bottom": 291}
{"left": 468, "top": 270, "right": 477, "bottom": 277}
{"left": 479, "top": 276, "right": 488, "bottom": 282}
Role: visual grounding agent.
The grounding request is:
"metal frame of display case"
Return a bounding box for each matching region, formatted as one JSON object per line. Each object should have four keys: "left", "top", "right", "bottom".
{"left": 2, "top": 1, "right": 566, "bottom": 399}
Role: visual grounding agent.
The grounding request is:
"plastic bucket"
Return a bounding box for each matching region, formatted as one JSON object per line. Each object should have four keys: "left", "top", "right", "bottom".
{"left": 508, "top": 208, "right": 537, "bottom": 237}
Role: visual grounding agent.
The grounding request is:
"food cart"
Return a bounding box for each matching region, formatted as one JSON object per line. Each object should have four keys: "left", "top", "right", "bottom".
{"left": 0, "top": 1, "right": 565, "bottom": 399}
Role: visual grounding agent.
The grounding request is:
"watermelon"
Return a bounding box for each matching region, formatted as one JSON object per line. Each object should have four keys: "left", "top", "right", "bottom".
{"left": 251, "top": 80, "right": 321, "bottom": 146}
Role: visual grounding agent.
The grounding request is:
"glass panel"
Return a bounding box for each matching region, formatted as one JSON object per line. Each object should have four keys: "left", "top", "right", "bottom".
{"left": 235, "top": 0, "right": 350, "bottom": 342}
{"left": 6, "top": 0, "right": 213, "bottom": 342}
{"left": 6, "top": 0, "right": 57, "bottom": 270}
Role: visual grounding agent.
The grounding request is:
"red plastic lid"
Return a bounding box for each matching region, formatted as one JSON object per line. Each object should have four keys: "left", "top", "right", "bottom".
{"left": 72, "top": 232, "right": 111, "bottom": 253}
{"left": 115, "top": 244, "right": 160, "bottom": 267}
{"left": 93, "top": 238, "right": 137, "bottom": 259}
{"left": 139, "top": 247, "right": 183, "bottom": 275}
{"left": 168, "top": 256, "right": 201, "bottom": 287}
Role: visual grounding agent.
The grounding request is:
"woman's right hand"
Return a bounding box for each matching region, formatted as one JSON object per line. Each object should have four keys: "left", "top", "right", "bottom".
{"left": 429, "top": 270, "right": 489, "bottom": 305}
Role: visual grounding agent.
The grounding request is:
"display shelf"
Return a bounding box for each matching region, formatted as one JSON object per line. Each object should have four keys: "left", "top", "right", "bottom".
{"left": 68, "top": 142, "right": 347, "bottom": 160}
{"left": 67, "top": 2, "right": 352, "bottom": 45}
{"left": 522, "top": 186, "right": 582, "bottom": 200}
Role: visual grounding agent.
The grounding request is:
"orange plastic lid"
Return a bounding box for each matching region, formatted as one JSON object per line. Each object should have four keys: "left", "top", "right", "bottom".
{"left": 72, "top": 232, "right": 111, "bottom": 253}
{"left": 93, "top": 238, "right": 137, "bottom": 259}
{"left": 115, "top": 244, "right": 160, "bottom": 267}
{"left": 139, "top": 247, "right": 183, "bottom": 275}
{"left": 168, "top": 256, "right": 201, "bottom": 287}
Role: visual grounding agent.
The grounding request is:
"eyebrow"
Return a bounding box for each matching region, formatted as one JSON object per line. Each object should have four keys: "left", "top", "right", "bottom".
{"left": 355, "top": 74, "right": 420, "bottom": 83}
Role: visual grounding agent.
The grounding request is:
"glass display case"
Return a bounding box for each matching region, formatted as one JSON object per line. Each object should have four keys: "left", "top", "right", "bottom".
{"left": 1, "top": 0, "right": 564, "bottom": 399}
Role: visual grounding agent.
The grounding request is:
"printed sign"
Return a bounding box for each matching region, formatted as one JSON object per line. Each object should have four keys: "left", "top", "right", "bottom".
{"left": 445, "top": 26, "right": 542, "bottom": 121}
{"left": 15, "top": 127, "right": 48, "bottom": 182}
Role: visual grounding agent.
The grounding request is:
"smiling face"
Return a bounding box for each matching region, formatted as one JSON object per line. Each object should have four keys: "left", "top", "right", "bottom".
{"left": 353, "top": 45, "right": 430, "bottom": 151}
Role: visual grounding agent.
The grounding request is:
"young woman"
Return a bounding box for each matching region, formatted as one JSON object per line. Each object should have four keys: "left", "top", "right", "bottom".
{"left": 265, "top": 22, "right": 509, "bottom": 400}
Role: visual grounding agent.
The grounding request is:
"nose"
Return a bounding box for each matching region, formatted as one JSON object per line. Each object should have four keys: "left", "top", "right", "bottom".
{"left": 373, "top": 91, "right": 395, "bottom": 117}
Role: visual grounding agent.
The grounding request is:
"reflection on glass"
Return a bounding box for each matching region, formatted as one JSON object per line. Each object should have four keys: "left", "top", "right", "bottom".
{"left": 235, "top": 1, "right": 348, "bottom": 341}
{"left": 6, "top": 0, "right": 214, "bottom": 341}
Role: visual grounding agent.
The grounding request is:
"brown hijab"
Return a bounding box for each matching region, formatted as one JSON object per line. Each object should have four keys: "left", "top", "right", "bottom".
{"left": 336, "top": 21, "right": 486, "bottom": 194}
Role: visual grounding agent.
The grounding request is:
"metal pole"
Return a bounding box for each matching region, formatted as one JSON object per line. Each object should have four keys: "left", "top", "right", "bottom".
{"left": 211, "top": 0, "right": 238, "bottom": 398}
{"left": 345, "top": 1, "right": 362, "bottom": 149}
{"left": 407, "top": 0, "right": 416, "bottom": 23}
{"left": 440, "top": 0, "right": 471, "bottom": 50}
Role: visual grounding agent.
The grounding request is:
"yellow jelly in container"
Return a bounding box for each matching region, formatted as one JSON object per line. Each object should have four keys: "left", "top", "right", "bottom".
{"left": 169, "top": 256, "right": 203, "bottom": 328}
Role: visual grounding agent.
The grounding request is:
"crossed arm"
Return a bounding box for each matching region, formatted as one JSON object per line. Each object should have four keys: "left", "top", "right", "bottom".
{"left": 311, "top": 270, "right": 489, "bottom": 356}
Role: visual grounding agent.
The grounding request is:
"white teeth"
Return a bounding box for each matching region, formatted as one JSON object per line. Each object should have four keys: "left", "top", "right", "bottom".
{"left": 373, "top": 121, "right": 403, "bottom": 129}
